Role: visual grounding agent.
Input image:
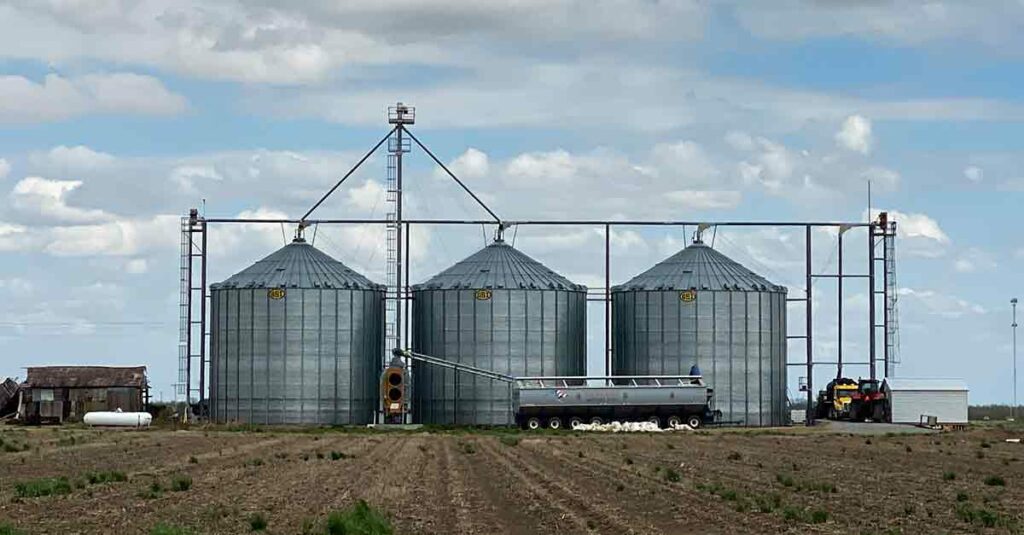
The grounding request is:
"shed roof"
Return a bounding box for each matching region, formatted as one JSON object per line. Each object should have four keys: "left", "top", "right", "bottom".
{"left": 884, "top": 378, "right": 968, "bottom": 392}
{"left": 612, "top": 242, "right": 786, "bottom": 292}
{"left": 24, "top": 366, "right": 147, "bottom": 389}
{"left": 414, "top": 239, "right": 585, "bottom": 291}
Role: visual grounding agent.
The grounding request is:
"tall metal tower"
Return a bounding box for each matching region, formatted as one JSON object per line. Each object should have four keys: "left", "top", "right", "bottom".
{"left": 385, "top": 103, "right": 414, "bottom": 369}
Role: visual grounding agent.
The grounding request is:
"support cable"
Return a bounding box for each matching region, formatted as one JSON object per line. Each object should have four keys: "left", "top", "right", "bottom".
{"left": 404, "top": 129, "right": 501, "bottom": 223}
{"left": 301, "top": 127, "right": 396, "bottom": 222}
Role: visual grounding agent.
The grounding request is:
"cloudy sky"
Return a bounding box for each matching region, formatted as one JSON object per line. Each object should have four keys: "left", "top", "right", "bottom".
{"left": 0, "top": 0, "right": 1021, "bottom": 404}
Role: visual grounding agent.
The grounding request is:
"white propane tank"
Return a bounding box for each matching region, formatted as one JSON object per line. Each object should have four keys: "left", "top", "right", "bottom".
{"left": 83, "top": 411, "right": 153, "bottom": 428}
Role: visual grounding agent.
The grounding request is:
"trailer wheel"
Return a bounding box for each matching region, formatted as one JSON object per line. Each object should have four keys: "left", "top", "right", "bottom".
{"left": 646, "top": 416, "right": 661, "bottom": 428}
{"left": 526, "top": 417, "right": 541, "bottom": 430}
{"left": 548, "top": 417, "right": 562, "bottom": 430}
{"left": 589, "top": 416, "right": 603, "bottom": 425}
{"left": 569, "top": 417, "right": 584, "bottom": 430}
{"left": 666, "top": 415, "right": 683, "bottom": 428}
{"left": 686, "top": 415, "right": 702, "bottom": 429}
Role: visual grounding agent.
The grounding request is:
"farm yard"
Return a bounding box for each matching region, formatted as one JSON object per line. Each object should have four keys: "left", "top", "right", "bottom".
{"left": 0, "top": 424, "right": 1022, "bottom": 534}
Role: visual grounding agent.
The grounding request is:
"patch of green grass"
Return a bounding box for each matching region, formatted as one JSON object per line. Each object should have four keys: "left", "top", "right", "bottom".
{"left": 149, "top": 524, "right": 194, "bottom": 535}
{"left": 459, "top": 442, "right": 476, "bottom": 455}
{"left": 171, "top": 475, "right": 193, "bottom": 492}
{"left": 624, "top": 457, "right": 633, "bottom": 465}
{"left": 86, "top": 471, "right": 128, "bottom": 485}
{"left": 782, "top": 506, "right": 805, "bottom": 522}
{"left": 247, "top": 458, "right": 264, "bottom": 467}
{"left": 810, "top": 509, "right": 829, "bottom": 524}
{"left": 14, "top": 477, "right": 72, "bottom": 498}
{"left": 0, "top": 522, "right": 25, "bottom": 535}
{"left": 330, "top": 451, "right": 349, "bottom": 461}
{"left": 753, "top": 493, "right": 781, "bottom": 514}
{"left": 956, "top": 491, "right": 969, "bottom": 502}
{"left": 139, "top": 481, "right": 164, "bottom": 500}
{"left": 249, "top": 513, "right": 268, "bottom": 532}
{"left": 942, "top": 471, "right": 956, "bottom": 481}
{"left": 188, "top": 456, "right": 199, "bottom": 464}
{"left": 775, "top": 473, "right": 795, "bottom": 488}
{"left": 983, "top": 476, "right": 1006, "bottom": 487}
{"left": 498, "top": 436, "right": 519, "bottom": 447}
{"left": 663, "top": 468, "right": 681, "bottom": 483}
{"left": 955, "top": 503, "right": 1015, "bottom": 529}
{"left": 326, "top": 500, "right": 393, "bottom": 535}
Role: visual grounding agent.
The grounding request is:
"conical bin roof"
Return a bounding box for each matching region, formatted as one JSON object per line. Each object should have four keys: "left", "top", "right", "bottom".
{"left": 414, "top": 239, "right": 585, "bottom": 291}
{"left": 613, "top": 242, "right": 785, "bottom": 292}
{"left": 212, "top": 238, "right": 383, "bottom": 290}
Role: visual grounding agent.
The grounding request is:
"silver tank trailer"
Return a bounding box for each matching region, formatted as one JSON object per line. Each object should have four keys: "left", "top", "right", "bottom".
{"left": 411, "top": 239, "right": 586, "bottom": 425}
{"left": 612, "top": 241, "right": 787, "bottom": 426}
{"left": 209, "top": 237, "right": 385, "bottom": 425}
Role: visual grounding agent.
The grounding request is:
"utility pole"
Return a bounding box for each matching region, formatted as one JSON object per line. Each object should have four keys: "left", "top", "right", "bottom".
{"left": 1013, "top": 297, "right": 1019, "bottom": 421}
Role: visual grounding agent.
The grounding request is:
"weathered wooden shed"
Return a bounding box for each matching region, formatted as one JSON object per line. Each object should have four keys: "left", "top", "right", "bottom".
{"left": 18, "top": 366, "right": 149, "bottom": 424}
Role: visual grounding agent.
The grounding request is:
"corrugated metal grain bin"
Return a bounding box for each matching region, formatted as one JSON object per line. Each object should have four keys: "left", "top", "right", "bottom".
{"left": 210, "top": 237, "right": 385, "bottom": 425}
{"left": 612, "top": 241, "right": 788, "bottom": 426}
{"left": 412, "top": 239, "right": 586, "bottom": 425}
{"left": 882, "top": 378, "right": 968, "bottom": 424}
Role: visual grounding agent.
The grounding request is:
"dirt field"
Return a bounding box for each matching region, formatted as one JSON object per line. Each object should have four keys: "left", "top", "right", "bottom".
{"left": 1, "top": 424, "right": 1023, "bottom": 534}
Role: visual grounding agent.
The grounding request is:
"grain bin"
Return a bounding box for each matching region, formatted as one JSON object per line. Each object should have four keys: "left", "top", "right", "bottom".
{"left": 411, "top": 239, "right": 586, "bottom": 425}
{"left": 209, "top": 237, "right": 384, "bottom": 425}
{"left": 612, "top": 240, "right": 787, "bottom": 426}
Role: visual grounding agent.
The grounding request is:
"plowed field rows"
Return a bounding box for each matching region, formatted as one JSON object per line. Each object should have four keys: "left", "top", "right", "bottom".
{"left": 1, "top": 425, "right": 1022, "bottom": 534}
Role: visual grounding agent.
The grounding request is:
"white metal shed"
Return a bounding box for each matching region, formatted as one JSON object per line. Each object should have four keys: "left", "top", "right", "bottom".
{"left": 882, "top": 378, "right": 969, "bottom": 424}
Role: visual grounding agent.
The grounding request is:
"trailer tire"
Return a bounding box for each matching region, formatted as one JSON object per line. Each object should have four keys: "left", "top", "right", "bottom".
{"left": 569, "top": 417, "right": 584, "bottom": 430}
{"left": 526, "top": 417, "right": 541, "bottom": 430}
{"left": 686, "top": 415, "right": 702, "bottom": 429}
{"left": 647, "top": 416, "right": 661, "bottom": 428}
{"left": 590, "top": 416, "right": 603, "bottom": 425}
{"left": 666, "top": 415, "right": 683, "bottom": 428}
{"left": 548, "top": 417, "right": 562, "bottom": 430}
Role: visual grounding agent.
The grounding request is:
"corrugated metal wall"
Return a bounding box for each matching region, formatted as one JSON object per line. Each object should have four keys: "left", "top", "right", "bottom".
{"left": 612, "top": 289, "right": 787, "bottom": 426}
{"left": 412, "top": 289, "right": 586, "bottom": 425}
{"left": 210, "top": 287, "right": 384, "bottom": 425}
{"left": 889, "top": 390, "right": 968, "bottom": 424}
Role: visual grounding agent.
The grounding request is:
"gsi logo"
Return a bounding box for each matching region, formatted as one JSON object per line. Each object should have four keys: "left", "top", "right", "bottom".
{"left": 268, "top": 288, "right": 286, "bottom": 300}
{"left": 680, "top": 290, "right": 697, "bottom": 302}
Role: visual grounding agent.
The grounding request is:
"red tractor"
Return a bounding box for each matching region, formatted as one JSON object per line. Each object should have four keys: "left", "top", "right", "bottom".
{"left": 848, "top": 379, "right": 887, "bottom": 422}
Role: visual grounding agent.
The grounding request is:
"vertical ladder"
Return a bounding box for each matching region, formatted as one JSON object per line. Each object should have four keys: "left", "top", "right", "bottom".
{"left": 384, "top": 153, "right": 399, "bottom": 361}
{"left": 884, "top": 221, "right": 900, "bottom": 375}
{"left": 177, "top": 211, "right": 208, "bottom": 412}
{"left": 177, "top": 217, "right": 191, "bottom": 399}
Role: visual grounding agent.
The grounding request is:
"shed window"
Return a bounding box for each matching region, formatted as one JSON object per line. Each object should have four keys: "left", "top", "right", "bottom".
{"left": 38, "top": 389, "right": 54, "bottom": 401}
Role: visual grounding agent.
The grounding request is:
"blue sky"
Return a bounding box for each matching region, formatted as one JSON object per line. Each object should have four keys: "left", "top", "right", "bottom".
{"left": 0, "top": 1, "right": 1021, "bottom": 404}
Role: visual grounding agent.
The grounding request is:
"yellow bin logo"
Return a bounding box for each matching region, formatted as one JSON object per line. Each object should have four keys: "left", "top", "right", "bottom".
{"left": 268, "top": 288, "right": 286, "bottom": 300}
{"left": 680, "top": 290, "right": 697, "bottom": 303}
{"left": 475, "top": 289, "right": 493, "bottom": 301}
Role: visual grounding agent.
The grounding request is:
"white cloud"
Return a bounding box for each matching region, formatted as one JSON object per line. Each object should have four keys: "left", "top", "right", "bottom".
{"left": 505, "top": 149, "right": 579, "bottom": 183}
{"left": 836, "top": 115, "right": 872, "bottom": 154}
{"left": 0, "top": 158, "right": 9, "bottom": 180}
{"left": 897, "top": 287, "right": 987, "bottom": 318}
{"left": 170, "top": 165, "right": 223, "bottom": 194}
{"left": 10, "top": 176, "right": 112, "bottom": 224}
{"left": 445, "top": 148, "right": 490, "bottom": 180}
{"left": 125, "top": 258, "right": 148, "bottom": 274}
{"left": 964, "top": 166, "right": 984, "bottom": 183}
{"left": 868, "top": 209, "right": 950, "bottom": 258}
{"left": 664, "top": 190, "right": 741, "bottom": 210}
{"left": 0, "top": 1, "right": 705, "bottom": 85}
{"left": 732, "top": 2, "right": 1024, "bottom": 49}
{"left": 0, "top": 73, "right": 186, "bottom": 123}
{"left": 953, "top": 248, "right": 998, "bottom": 273}
{"left": 346, "top": 179, "right": 386, "bottom": 212}
{"left": 861, "top": 167, "right": 900, "bottom": 189}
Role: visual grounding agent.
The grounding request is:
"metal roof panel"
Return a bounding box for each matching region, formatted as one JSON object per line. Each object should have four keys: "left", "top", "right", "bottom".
{"left": 212, "top": 239, "right": 384, "bottom": 290}
{"left": 612, "top": 242, "right": 786, "bottom": 292}
{"left": 414, "top": 239, "right": 585, "bottom": 291}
